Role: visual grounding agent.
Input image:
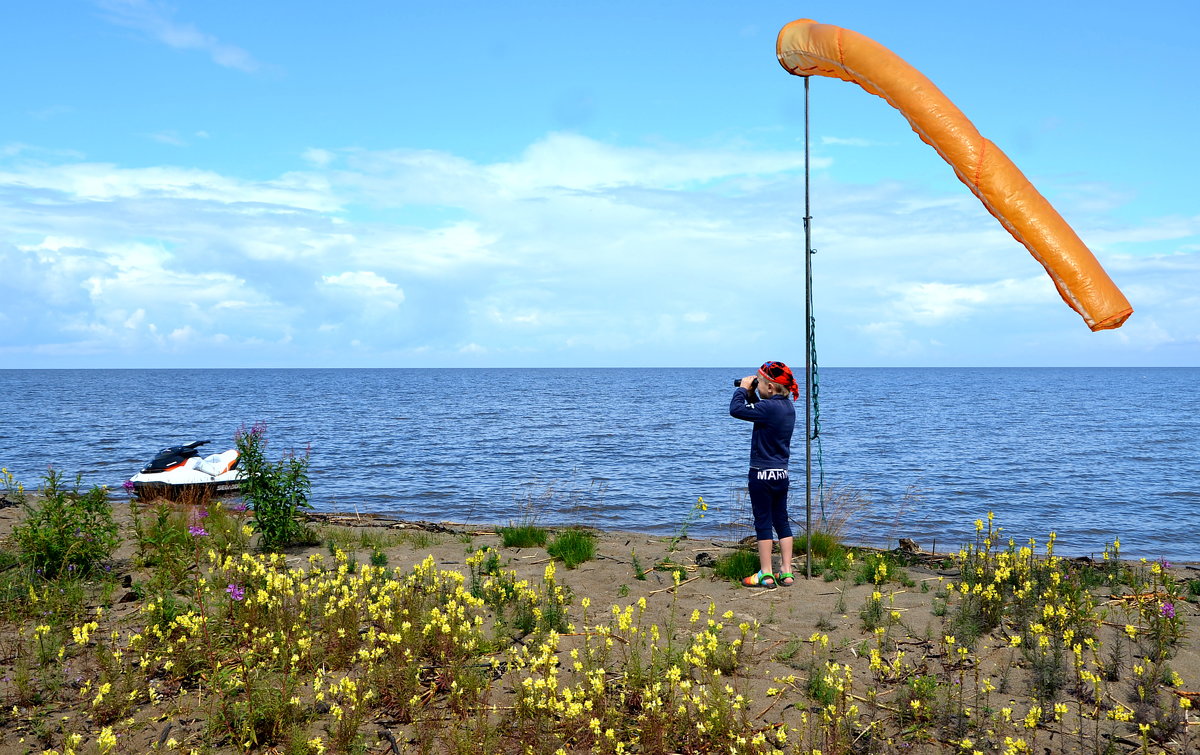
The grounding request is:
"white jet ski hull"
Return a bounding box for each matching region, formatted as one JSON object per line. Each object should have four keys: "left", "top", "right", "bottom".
{"left": 130, "top": 446, "right": 244, "bottom": 502}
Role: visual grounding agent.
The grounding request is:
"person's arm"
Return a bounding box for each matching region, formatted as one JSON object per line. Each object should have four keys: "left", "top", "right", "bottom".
{"left": 730, "top": 385, "right": 768, "bottom": 421}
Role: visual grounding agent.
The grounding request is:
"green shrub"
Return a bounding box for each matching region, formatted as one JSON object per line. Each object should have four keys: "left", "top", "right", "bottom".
{"left": 819, "top": 546, "right": 854, "bottom": 581}
{"left": 854, "top": 551, "right": 910, "bottom": 586}
{"left": 859, "top": 591, "right": 885, "bottom": 631}
{"left": 631, "top": 549, "right": 647, "bottom": 580}
{"left": 713, "top": 549, "right": 760, "bottom": 583}
{"left": 2, "top": 466, "right": 27, "bottom": 504}
{"left": 946, "top": 593, "right": 987, "bottom": 647}
{"left": 13, "top": 469, "right": 119, "bottom": 578}
{"left": 497, "top": 523, "right": 547, "bottom": 549}
{"left": 129, "top": 502, "right": 193, "bottom": 588}
{"left": 0, "top": 547, "right": 32, "bottom": 622}
{"left": 806, "top": 666, "right": 838, "bottom": 707}
{"left": 774, "top": 638, "right": 806, "bottom": 669}
{"left": 546, "top": 528, "right": 596, "bottom": 569}
{"left": 235, "top": 423, "right": 313, "bottom": 551}
{"left": 896, "top": 674, "right": 940, "bottom": 725}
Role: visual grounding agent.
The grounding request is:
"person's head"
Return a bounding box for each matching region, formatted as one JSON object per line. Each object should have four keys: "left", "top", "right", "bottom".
{"left": 757, "top": 361, "right": 799, "bottom": 400}
{"left": 756, "top": 378, "right": 787, "bottom": 398}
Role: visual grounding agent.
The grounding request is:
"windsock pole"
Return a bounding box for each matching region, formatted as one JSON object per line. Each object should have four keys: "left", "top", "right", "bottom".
{"left": 803, "top": 75, "right": 814, "bottom": 580}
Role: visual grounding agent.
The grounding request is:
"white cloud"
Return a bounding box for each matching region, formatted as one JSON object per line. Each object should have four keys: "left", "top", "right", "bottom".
{"left": 302, "top": 149, "right": 336, "bottom": 168}
{"left": 1, "top": 130, "right": 1196, "bottom": 366}
{"left": 20, "top": 236, "right": 88, "bottom": 253}
{"left": 320, "top": 271, "right": 405, "bottom": 308}
{"left": 28, "top": 105, "right": 74, "bottom": 121}
{"left": 484, "top": 305, "right": 545, "bottom": 327}
{"left": 895, "top": 282, "right": 987, "bottom": 324}
{"left": 1053, "top": 181, "right": 1135, "bottom": 214}
{"left": 486, "top": 131, "right": 814, "bottom": 193}
{"left": 0, "top": 161, "right": 339, "bottom": 211}
{"left": 890, "top": 278, "right": 1050, "bottom": 325}
{"left": 147, "top": 131, "right": 188, "bottom": 146}
{"left": 1116, "top": 315, "right": 1178, "bottom": 349}
{"left": 95, "top": 0, "right": 267, "bottom": 73}
{"left": 345, "top": 223, "right": 499, "bottom": 276}
{"left": 0, "top": 143, "right": 85, "bottom": 161}
{"left": 857, "top": 321, "right": 925, "bottom": 357}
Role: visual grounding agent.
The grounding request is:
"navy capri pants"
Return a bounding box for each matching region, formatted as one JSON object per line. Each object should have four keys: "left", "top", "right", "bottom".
{"left": 748, "top": 467, "right": 793, "bottom": 541}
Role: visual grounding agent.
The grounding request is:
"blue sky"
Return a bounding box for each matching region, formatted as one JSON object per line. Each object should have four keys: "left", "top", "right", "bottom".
{"left": 2, "top": 1, "right": 1197, "bottom": 368}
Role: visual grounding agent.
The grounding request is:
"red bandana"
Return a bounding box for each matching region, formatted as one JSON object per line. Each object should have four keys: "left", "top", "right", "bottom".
{"left": 758, "top": 361, "right": 799, "bottom": 400}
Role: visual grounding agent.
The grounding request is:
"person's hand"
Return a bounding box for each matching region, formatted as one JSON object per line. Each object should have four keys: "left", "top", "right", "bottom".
{"left": 739, "top": 376, "right": 756, "bottom": 390}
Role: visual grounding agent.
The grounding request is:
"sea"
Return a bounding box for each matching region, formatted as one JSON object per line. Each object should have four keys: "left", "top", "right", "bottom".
{"left": 0, "top": 367, "right": 1196, "bottom": 561}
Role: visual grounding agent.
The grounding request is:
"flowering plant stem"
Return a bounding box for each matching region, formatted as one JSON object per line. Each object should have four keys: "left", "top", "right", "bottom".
{"left": 235, "top": 423, "right": 312, "bottom": 551}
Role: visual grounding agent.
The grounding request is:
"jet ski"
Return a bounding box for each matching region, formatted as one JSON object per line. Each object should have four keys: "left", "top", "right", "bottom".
{"left": 128, "top": 440, "right": 244, "bottom": 501}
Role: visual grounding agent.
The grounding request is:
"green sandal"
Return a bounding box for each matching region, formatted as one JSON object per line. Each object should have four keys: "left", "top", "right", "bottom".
{"left": 742, "top": 571, "right": 777, "bottom": 589}
{"left": 776, "top": 572, "right": 795, "bottom": 587}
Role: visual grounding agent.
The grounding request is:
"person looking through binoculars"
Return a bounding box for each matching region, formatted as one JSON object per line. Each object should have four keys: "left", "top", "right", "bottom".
{"left": 729, "top": 361, "right": 799, "bottom": 588}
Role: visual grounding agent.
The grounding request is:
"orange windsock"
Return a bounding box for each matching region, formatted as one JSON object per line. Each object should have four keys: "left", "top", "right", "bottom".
{"left": 777, "top": 19, "right": 1132, "bottom": 331}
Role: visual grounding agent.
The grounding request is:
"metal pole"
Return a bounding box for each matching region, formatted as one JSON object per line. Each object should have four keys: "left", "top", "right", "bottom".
{"left": 804, "top": 75, "right": 813, "bottom": 580}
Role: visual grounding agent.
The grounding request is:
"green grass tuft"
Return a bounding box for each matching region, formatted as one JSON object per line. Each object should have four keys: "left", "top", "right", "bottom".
{"left": 546, "top": 528, "right": 596, "bottom": 569}
{"left": 713, "top": 549, "right": 760, "bottom": 583}
{"left": 497, "top": 524, "right": 547, "bottom": 549}
{"left": 796, "top": 530, "right": 842, "bottom": 559}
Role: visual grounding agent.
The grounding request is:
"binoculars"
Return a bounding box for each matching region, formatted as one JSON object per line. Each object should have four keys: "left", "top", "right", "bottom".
{"left": 732, "top": 377, "right": 760, "bottom": 391}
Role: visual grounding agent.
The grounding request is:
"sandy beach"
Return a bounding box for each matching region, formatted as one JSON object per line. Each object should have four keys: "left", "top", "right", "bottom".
{"left": 1, "top": 494, "right": 1198, "bottom": 754}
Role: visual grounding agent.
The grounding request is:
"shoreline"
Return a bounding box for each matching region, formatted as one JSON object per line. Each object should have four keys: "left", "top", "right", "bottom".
{"left": 299, "top": 508, "right": 1200, "bottom": 570}
{"left": 1, "top": 494, "right": 1198, "bottom": 753}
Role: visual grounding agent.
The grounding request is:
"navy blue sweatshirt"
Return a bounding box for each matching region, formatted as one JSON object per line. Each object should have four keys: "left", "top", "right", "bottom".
{"left": 730, "top": 388, "right": 796, "bottom": 469}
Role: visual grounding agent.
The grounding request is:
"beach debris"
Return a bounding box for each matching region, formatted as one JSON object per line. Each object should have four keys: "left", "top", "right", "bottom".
{"left": 155, "top": 723, "right": 173, "bottom": 750}
{"left": 898, "top": 537, "right": 921, "bottom": 554}
{"left": 1107, "top": 591, "right": 1173, "bottom": 604}
{"left": 302, "top": 510, "right": 461, "bottom": 533}
{"left": 379, "top": 728, "right": 401, "bottom": 754}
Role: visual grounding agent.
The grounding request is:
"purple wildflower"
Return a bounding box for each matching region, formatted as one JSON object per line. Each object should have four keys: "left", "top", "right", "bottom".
{"left": 1161, "top": 602, "right": 1175, "bottom": 619}
{"left": 225, "top": 584, "right": 245, "bottom": 601}
{"left": 1161, "top": 559, "right": 1172, "bottom": 570}
{"left": 122, "top": 480, "right": 135, "bottom": 492}
{"left": 188, "top": 525, "right": 208, "bottom": 537}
